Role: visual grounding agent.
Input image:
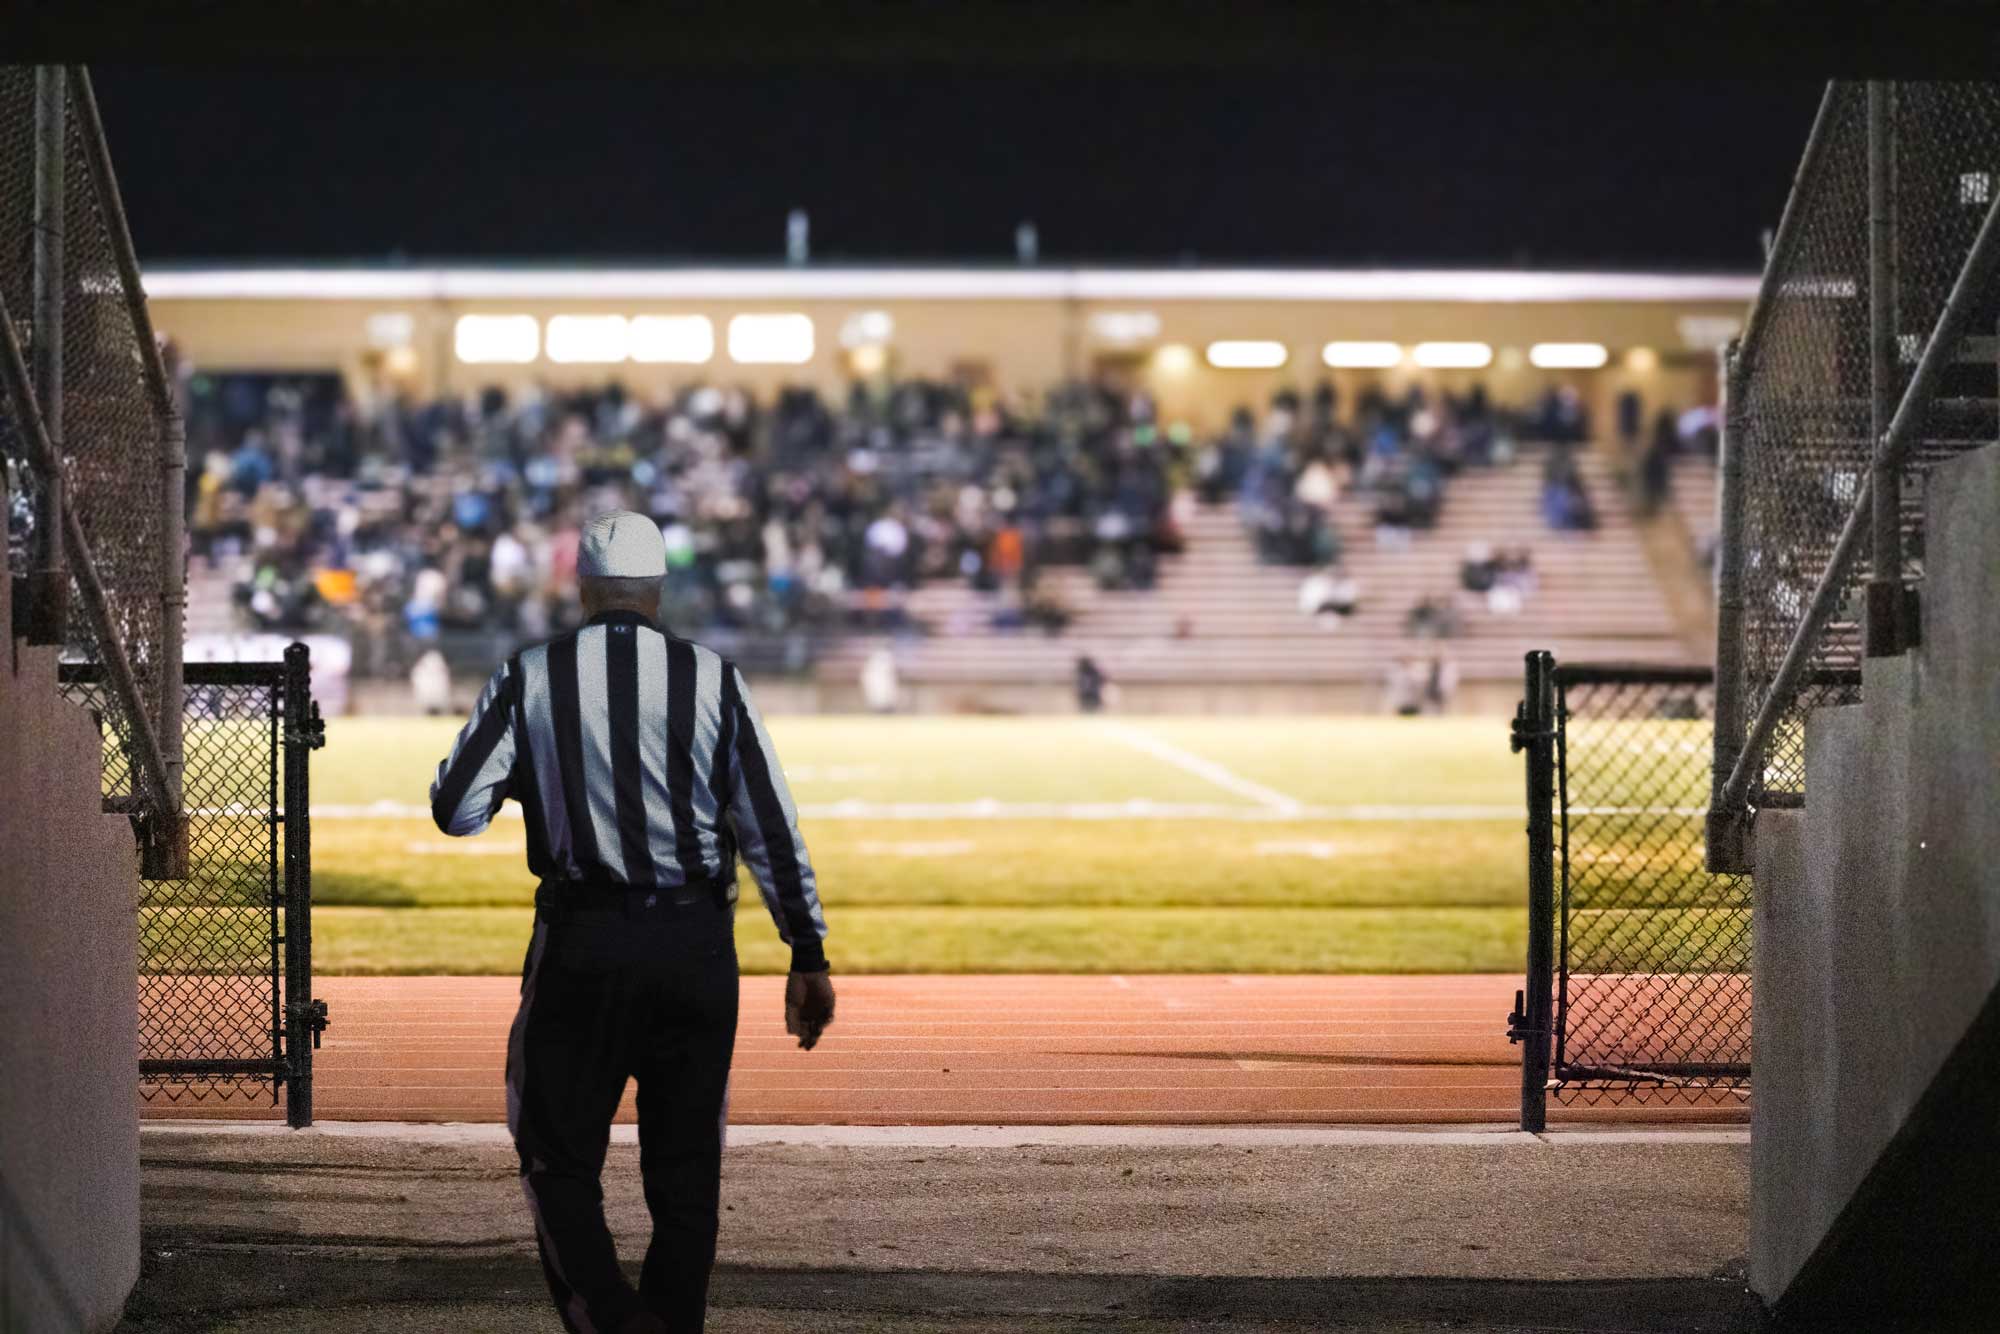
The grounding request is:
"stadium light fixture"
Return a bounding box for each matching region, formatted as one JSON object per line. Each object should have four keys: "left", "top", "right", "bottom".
{"left": 1205, "top": 340, "right": 1288, "bottom": 369}
{"left": 629, "top": 315, "right": 715, "bottom": 364}
{"left": 839, "top": 309, "right": 895, "bottom": 348}
{"left": 1412, "top": 341, "right": 1492, "bottom": 369}
{"left": 366, "top": 311, "right": 415, "bottom": 348}
{"left": 728, "top": 313, "right": 816, "bottom": 365}
{"left": 1090, "top": 310, "right": 1163, "bottom": 344}
{"left": 1528, "top": 342, "right": 1609, "bottom": 370}
{"left": 546, "top": 315, "right": 631, "bottom": 364}
{"left": 1321, "top": 341, "right": 1403, "bottom": 369}
{"left": 453, "top": 315, "right": 539, "bottom": 364}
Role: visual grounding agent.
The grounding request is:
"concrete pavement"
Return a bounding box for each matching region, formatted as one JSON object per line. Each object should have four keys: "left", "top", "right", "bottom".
{"left": 118, "top": 1121, "right": 1761, "bottom": 1332}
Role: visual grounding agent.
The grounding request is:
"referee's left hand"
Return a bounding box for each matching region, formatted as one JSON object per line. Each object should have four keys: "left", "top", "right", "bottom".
{"left": 785, "top": 970, "right": 836, "bottom": 1050}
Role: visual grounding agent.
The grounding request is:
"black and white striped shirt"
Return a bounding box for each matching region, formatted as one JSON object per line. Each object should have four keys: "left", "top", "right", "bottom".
{"left": 430, "top": 609, "right": 828, "bottom": 971}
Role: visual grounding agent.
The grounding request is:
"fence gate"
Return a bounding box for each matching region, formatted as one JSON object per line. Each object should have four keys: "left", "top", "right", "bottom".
{"left": 1509, "top": 652, "right": 1753, "bottom": 1130}
{"left": 64, "top": 644, "right": 327, "bottom": 1125}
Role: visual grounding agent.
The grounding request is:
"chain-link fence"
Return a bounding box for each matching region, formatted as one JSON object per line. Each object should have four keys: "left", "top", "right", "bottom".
{"left": 0, "top": 65, "right": 183, "bottom": 864}
{"left": 1513, "top": 657, "right": 1843, "bottom": 1125}
{"left": 1719, "top": 83, "right": 2000, "bottom": 825}
{"left": 62, "top": 649, "right": 326, "bottom": 1124}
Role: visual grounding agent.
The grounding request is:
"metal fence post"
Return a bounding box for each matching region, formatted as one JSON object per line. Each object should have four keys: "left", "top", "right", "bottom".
{"left": 1511, "top": 650, "right": 1557, "bottom": 1132}
{"left": 282, "top": 641, "right": 325, "bottom": 1127}
{"left": 1866, "top": 80, "right": 1905, "bottom": 658}
{"left": 1708, "top": 339, "right": 1752, "bottom": 872}
{"left": 24, "top": 65, "right": 66, "bottom": 645}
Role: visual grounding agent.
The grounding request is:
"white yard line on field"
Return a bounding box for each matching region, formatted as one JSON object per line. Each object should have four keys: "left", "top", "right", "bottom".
{"left": 1096, "top": 721, "right": 1305, "bottom": 816}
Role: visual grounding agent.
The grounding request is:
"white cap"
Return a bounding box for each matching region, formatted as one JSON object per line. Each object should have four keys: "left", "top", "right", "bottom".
{"left": 578, "top": 510, "right": 667, "bottom": 579}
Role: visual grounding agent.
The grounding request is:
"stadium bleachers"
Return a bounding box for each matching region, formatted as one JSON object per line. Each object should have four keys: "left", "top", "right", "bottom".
{"left": 817, "top": 448, "right": 1692, "bottom": 689}
{"left": 1671, "top": 452, "right": 1720, "bottom": 553}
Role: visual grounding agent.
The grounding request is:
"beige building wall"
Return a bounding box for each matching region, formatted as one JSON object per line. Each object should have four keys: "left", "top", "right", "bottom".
{"left": 144, "top": 267, "right": 1750, "bottom": 437}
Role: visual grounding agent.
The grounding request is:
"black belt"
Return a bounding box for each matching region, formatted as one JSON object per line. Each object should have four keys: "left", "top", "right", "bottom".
{"left": 534, "top": 872, "right": 733, "bottom": 918}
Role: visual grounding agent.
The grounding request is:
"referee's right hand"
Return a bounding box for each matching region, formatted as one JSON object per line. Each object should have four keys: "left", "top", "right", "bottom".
{"left": 785, "top": 970, "right": 836, "bottom": 1050}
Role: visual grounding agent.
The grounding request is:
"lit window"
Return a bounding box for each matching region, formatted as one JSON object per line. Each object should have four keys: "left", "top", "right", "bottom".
{"left": 1205, "top": 340, "right": 1288, "bottom": 369}
{"left": 1528, "top": 342, "right": 1609, "bottom": 369}
{"left": 630, "top": 315, "right": 715, "bottom": 364}
{"left": 728, "top": 313, "right": 815, "bottom": 365}
{"left": 546, "top": 315, "right": 631, "bottom": 364}
{"left": 1322, "top": 341, "right": 1402, "bottom": 368}
{"left": 454, "top": 315, "right": 539, "bottom": 364}
{"left": 1962, "top": 172, "right": 1992, "bottom": 206}
{"left": 840, "top": 310, "right": 895, "bottom": 348}
{"left": 1412, "top": 341, "right": 1493, "bottom": 369}
{"left": 1090, "top": 310, "right": 1163, "bottom": 344}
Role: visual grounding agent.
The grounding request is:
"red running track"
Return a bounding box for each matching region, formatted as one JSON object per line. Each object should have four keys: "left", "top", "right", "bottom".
{"left": 139, "top": 974, "right": 1746, "bottom": 1125}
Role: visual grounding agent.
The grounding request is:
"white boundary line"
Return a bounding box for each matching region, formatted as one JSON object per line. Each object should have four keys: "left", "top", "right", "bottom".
{"left": 1095, "top": 723, "right": 1305, "bottom": 816}
{"left": 141, "top": 1120, "right": 1749, "bottom": 1149}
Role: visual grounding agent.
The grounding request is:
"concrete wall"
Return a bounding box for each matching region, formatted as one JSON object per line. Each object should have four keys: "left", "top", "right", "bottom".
{"left": 0, "top": 548, "right": 144, "bottom": 1331}
{"left": 1750, "top": 442, "right": 2000, "bottom": 1309}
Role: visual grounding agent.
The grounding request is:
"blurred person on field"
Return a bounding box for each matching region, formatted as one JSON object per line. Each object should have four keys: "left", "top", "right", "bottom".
{"left": 861, "top": 645, "right": 900, "bottom": 713}
{"left": 1075, "top": 654, "right": 1108, "bottom": 713}
{"left": 410, "top": 647, "right": 453, "bottom": 716}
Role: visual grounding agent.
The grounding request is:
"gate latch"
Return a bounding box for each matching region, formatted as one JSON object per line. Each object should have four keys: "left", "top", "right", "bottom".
{"left": 289, "top": 997, "right": 331, "bottom": 1049}
{"left": 1509, "top": 707, "right": 1551, "bottom": 755}
{"left": 287, "top": 700, "right": 327, "bottom": 751}
{"left": 1506, "top": 989, "right": 1542, "bottom": 1045}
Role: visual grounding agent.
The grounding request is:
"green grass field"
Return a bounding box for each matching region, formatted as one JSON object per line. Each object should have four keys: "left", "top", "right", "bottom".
{"left": 290, "top": 713, "right": 1722, "bottom": 975}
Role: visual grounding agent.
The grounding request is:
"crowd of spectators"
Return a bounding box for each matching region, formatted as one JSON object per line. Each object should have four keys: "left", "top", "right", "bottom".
{"left": 1204, "top": 380, "right": 1595, "bottom": 635}
{"left": 180, "top": 362, "right": 1701, "bottom": 693}
{"left": 186, "top": 374, "right": 1184, "bottom": 677}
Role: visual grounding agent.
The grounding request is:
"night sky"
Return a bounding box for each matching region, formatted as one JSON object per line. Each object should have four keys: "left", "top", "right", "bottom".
{"left": 93, "top": 65, "right": 1822, "bottom": 270}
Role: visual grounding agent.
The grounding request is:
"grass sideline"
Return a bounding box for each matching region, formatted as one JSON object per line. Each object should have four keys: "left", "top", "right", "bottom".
{"left": 286, "top": 714, "right": 1724, "bottom": 975}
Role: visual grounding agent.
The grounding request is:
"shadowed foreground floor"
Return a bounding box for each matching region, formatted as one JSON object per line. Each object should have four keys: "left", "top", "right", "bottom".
{"left": 121, "top": 1122, "right": 1759, "bottom": 1333}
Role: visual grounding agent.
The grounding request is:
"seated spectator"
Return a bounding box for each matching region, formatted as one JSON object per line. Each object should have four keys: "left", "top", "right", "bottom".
{"left": 1540, "top": 448, "right": 1598, "bottom": 532}
{"left": 1488, "top": 546, "right": 1536, "bottom": 615}
{"left": 1638, "top": 410, "right": 1677, "bottom": 516}
{"left": 1405, "top": 594, "right": 1463, "bottom": 639}
{"left": 1298, "top": 566, "right": 1360, "bottom": 625}
{"left": 1460, "top": 542, "right": 1498, "bottom": 594}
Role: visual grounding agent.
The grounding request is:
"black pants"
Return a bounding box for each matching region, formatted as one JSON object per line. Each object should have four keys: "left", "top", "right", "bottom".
{"left": 507, "top": 885, "right": 739, "bottom": 1334}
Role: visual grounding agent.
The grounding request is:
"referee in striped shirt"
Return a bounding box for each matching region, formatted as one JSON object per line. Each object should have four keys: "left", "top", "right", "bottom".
{"left": 431, "top": 510, "right": 833, "bottom": 1334}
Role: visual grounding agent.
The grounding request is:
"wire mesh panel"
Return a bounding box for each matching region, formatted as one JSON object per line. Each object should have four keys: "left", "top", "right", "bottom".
{"left": 1548, "top": 665, "right": 1749, "bottom": 1109}
{"left": 1733, "top": 82, "right": 1872, "bottom": 805}
{"left": 136, "top": 667, "right": 284, "bottom": 1101}
{"left": 61, "top": 653, "right": 324, "bottom": 1123}
{"left": 54, "top": 68, "right": 172, "bottom": 785}
{"left": 1728, "top": 82, "right": 2000, "bottom": 807}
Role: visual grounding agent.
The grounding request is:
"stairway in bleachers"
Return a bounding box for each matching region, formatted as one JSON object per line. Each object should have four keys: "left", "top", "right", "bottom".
{"left": 817, "top": 448, "right": 1694, "bottom": 690}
